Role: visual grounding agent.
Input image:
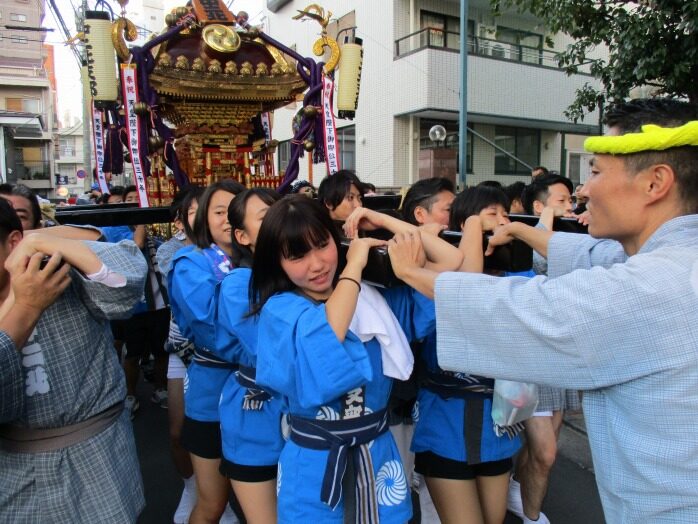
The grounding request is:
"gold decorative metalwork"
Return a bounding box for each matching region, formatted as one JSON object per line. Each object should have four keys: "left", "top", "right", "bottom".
{"left": 312, "top": 36, "right": 340, "bottom": 73}
{"left": 192, "top": 57, "right": 206, "bottom": 72}
{"left": 175, "top": 55, "right": 189, "bottom": 69}
{"left": 224, "top": 61, "right": 238, "bottom": 75}
{"left": 239, "top": 61, "right": 253, "bottom": 76}
{"left": 292, "top": 4, "right": 331, "bottom": 29}
{"left": 111, "top": 17, "right": 138, "bottom": 61}
{"left": 255, "top": 63, "right": 268, "bottom": 76}
{"left": 293, "top": 4, "right": 339, "bottom": 73}
{"left": 202, "top": 24, "right": 242, "bottom": 53}
{"left": 208, "top": 59, "right": 222, "bottom": 73}
{"left": 157, "top": 53, "right": 172, "bottom": 67}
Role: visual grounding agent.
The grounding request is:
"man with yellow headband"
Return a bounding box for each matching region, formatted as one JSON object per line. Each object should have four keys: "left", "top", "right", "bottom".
{"left": 388, "top": 98, "right": 698, "bottom": 522}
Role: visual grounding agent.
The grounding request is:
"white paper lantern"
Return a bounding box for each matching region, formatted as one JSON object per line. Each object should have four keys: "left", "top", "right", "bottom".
{"left": 337, "top": 37, "right": 363, "bottom": 120}
{"left": 84, "top": 11, "right": 119, "bottom": 106}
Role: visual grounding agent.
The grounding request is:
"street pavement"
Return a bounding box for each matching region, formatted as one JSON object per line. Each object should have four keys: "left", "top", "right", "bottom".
{"left": 133, "top": 385, "right": 605, "bottom": 523}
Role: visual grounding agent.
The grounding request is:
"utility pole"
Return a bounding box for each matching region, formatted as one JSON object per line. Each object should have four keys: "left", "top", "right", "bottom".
{"left": 78, "top": 0, "right": 92, "bottom": 193}
{"left": 458, "top": 0, "right": 468, "bottom": 188}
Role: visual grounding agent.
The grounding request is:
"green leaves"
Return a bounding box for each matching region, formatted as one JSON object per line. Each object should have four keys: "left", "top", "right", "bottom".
{"left": 491, "top": 0, "right": 698, "bottom": 120}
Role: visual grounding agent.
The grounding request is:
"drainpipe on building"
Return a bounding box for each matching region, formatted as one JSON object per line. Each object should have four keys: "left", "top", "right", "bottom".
{"left": 458, "top": 0, "right": 468, "bottom": 189}
{"left": 0, "top": 127, "right": 5, "bottom": 183}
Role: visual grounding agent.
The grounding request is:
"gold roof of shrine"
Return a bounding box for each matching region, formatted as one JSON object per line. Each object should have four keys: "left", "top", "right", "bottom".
{"left": 149, "top": 1, "right": 306, "bottom": 120}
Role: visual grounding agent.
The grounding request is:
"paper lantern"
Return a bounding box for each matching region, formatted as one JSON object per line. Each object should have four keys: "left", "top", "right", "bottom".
{"left": 337, "top": 37, "right": 363, "bottom": 120}
{"left": 84, "top": 11, "right": 119, "bottom": 107}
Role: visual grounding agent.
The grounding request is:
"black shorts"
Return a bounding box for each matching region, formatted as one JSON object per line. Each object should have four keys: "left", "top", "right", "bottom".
{"left": 123, "top": 308, "right": 170, "bottom": 359}
{"left": 111, "top": 319, "right": 127, "bottom": 341}
{"left": 414, "top": 451, "right": 512, "bottom": 481}
{"left": 219, "top": 458, "right": 277, "bottom": 482}
{"left": 180, "top": 417, "right": 222, "bottom": 459}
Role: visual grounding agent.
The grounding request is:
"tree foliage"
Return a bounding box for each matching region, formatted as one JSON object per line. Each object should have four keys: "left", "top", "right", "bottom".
{"left": 490, "top": 0, "right": 698, "bottom": 121}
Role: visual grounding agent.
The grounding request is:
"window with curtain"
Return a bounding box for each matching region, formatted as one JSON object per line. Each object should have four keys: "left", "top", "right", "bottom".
{"left": 420, "top": 11, "right": 471, "bottom": 50}
{"left": 494, "top": 126, "right": 540, "bottom": 175}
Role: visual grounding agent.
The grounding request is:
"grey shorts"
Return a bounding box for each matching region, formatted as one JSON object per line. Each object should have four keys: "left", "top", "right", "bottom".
{"left": 535, "top": 386, "right": 581, "bottom": 413}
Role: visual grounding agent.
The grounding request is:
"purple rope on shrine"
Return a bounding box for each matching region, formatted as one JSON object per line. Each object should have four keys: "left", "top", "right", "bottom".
{"left": 128, "top": 20, "right": 192, "bottom": 188}
{"left": 102, "top": 111, "right": 124, "bottom": 175}
{"left": 312, "top": 64, "right": 325, "bottom": 165}
{"left": 258, "top": 32, "right": 327, "bottom": 193}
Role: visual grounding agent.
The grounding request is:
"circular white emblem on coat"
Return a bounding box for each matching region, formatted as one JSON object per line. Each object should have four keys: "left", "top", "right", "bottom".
{"left": 281, "top": 413, "right": 290, "bottom": 441}
{"left": 316, "top": 406, "right": 340, "bottom": 420}
{"left": 375, "top": 460, "right": 408, "bottom": 506}
{"left": 411, "top": 401, "right": 420, "bottom": 423}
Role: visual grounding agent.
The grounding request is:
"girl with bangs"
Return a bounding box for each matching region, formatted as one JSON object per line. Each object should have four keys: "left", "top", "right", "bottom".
{"left": 410, "top": 185, "right": 523, "bottom": 524}
{"left": 169, "top": 179, "right": 244, "bottom": 524}
{"left": 251, "top": 196, "right": 462, "bottom": 523}
{"left": 215, "top": 188, "right": 284, "bottom": 524}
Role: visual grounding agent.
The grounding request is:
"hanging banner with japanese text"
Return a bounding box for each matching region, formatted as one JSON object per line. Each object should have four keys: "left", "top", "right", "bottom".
{"left": 321, "top": 76, "right": 341, "bottom": 175}
{"left": 261, "top": 112, "right": 272, "bottom": 143}
{"left": 91, "top": 101, "right": 109, "bottom": 193}
{"left": 120, "top": 64, "right": 149, "bottom": 207}
{"left": 260, "top": 112, "right": 274, "bottom": 177}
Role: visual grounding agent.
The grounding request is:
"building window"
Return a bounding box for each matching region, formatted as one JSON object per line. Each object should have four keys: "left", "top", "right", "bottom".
{"left": 11, "top": 34, "right": 28, "bottom": 44}
{"left": 419, "top": 119, "right": 473, "bottom": 173}
{"left": 6, "top": 98, "right": 39, "bottom": 112}
{"left": 10, "top": 13, "right": 27, "bottom": 22}
{"left": 493, "top": 26, "right": 543, "bottom": 64}
{"left": 420, "top": 11, "right": 460, "bottom": 50}
{"left": 494, "top": 126, "right": 540, "bottom": 175}
{"left": 60, "top": 138, "right": 75, "bottom": 156}
{"left": 337, "top": 125, "right": 355, "bottom": 171}
{"left": 277, "top": 140, "right": 291, "bottom": 174}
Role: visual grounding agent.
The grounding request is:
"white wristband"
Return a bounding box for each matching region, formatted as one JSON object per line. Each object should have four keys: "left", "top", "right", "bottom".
{"left": 85, "top": 264, "right": 127, "bottom": 288}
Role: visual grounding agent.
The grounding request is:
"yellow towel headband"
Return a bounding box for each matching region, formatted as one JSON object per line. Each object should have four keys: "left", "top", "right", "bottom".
{"left": 584, "top": 120, "right": 698, "bottom": 154}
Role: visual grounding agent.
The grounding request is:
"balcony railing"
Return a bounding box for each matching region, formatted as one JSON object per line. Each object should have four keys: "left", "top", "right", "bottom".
{"left": 395, "top": 27, "right": 590, "bottom": 73}
{"left": 0, "top": 65, "right": 47, "bottom": 78}
{"left": 16, "top": 161, "right": 51, "bottom": 180}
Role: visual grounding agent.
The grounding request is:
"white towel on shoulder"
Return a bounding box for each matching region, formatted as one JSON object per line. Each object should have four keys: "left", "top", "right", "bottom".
{"left": 349, "top": 283, "right": 414, "bottom": 381}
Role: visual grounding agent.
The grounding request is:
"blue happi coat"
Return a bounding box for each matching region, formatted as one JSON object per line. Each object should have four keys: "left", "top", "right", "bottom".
{"left": 256, "top": 286, "right": 424, "bottom": 523}
{"left": 169, "top": 244, "right": 232, "bottom": 422}
{"left": 216, "top": 267, "right": 285, "bottom": 466}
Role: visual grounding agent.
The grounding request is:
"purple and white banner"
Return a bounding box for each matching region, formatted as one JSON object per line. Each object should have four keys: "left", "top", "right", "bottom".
{"left": 121, "top": 64, "right": 149, "bottom": 207}
{"left": 321, "top": 76, "right": 341, "bottom": 175}
{"left": 91, "top": 102, "right": 109, "bottom": 193}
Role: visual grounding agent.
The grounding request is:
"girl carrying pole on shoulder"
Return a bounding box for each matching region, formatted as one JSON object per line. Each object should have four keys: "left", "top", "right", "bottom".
{"left": 216, "top": 188, "right": 283, "bottom": 524}
{"left": 251, "top": 196, "right": 462, "bottom": 523}
{"left": 410, "top": 185, "right": 523, "bottom": 524}
{"left": 169, "top": 179, "right": 244, "bottom": 524}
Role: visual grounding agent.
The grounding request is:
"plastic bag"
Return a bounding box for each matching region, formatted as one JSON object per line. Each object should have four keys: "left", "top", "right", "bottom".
{"left": 491, "top": 379, "right": 539, "bottom": 427}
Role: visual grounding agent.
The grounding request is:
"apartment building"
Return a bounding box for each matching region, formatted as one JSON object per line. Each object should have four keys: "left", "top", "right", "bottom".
{"left": 54, "top": 120, "right": 88, "bottom": 198}
{"left": 0, "top": 0, "right": 56, "bottom": 196}
{"left": 266, "top": 0, "right": 602, "bottom": 189}
{"left": 128, "top": 0, "right": 165, "bottom": 45}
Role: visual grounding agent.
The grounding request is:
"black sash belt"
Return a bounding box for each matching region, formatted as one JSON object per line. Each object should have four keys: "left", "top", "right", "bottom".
{"left": 289, "top": 408, "right": 388, "bottom": 520}
{"left": 192, "top": 348, "right": 238, "bottom": 370}
{"left": 236, "top": 365, "right": 272, "bottom": 410}
{"left": 423, "top": 370, "right": 494, "bottom": 399}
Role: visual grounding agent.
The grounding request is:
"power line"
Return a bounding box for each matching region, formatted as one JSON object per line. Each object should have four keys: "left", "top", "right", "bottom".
{"left": 46, "top": 0, "right": 82, "bottom": 66}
